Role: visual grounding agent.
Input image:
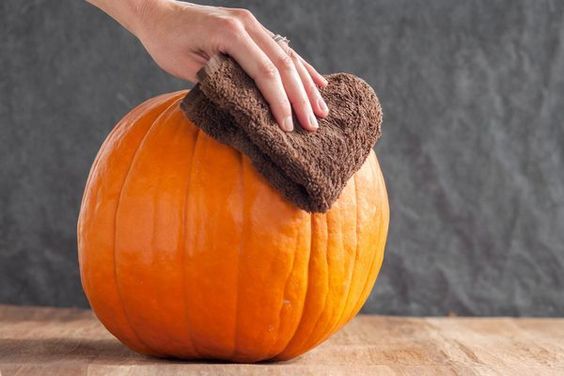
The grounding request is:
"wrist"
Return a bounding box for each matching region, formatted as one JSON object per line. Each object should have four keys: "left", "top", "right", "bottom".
{"left": 128, "top": 0, "right": 164, "bottom": 38}
{"left": 87, "top": 0, "right": 172, "bottom": 39}
{"left": 130, "top": 0, "right": 176, "bottom": 40}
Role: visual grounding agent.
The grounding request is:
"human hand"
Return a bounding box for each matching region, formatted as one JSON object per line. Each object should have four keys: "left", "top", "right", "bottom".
{"left": 89, "top": 0, "right": 329, "bottom": 132}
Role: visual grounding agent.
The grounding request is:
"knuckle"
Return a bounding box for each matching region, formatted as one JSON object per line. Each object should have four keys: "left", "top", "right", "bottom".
{"left": 287, "top": 48, "right": 297, "bottom": 59}
{"left": 258, "top": 62, "right": 279, "bottom": 80}
{"left": 219, "top": 17, "right": 244, "bottom": 38}
{"left": 294, "top": 97, "right": 310, "bottom": 109}
{"left": 274, "top": 99, "right": 292, "bottom": 114}
{"left": 233, "top": 8, "right": 255, "bottom": 23}
{"left": 275, "top": 54, "right": 294, "bottom": 72}
{"left": 305, "top": 83, "right": 318, "bottom": 95}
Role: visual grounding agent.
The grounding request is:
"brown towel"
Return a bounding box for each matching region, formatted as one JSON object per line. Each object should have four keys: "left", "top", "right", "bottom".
{"left": 181, "top": 54, "right": 382, "bottom": 212}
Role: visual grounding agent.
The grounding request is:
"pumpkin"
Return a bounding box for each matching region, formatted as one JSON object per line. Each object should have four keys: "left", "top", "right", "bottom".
{"left": 77, "top": 90, "right": 389, "bottom": 362}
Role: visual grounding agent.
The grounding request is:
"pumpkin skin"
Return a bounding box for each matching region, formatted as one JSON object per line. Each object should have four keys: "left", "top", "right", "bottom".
{"left": 77, "top": 90, "right": 389, "bottom": 362}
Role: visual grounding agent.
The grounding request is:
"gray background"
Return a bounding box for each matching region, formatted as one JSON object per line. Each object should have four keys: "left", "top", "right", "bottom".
{"left": 1, "top": 0, "right": 563, "bottom": 316}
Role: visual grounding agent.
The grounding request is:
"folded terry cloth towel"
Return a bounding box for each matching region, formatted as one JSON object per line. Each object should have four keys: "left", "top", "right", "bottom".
{"left": 181, "top": 54, "right": 382, "bottom": 213}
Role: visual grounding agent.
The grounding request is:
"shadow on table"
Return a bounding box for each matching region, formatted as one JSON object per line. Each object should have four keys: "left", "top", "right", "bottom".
{"left": 0, "top": 338, "right": 294, "bottom": 366}
{"left": 0, "top": 337, "right": 148, "bottom": 365}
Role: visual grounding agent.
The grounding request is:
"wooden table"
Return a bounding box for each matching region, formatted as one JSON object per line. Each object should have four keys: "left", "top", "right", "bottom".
{"left": 0, "top": 305, "right": 563, "bottom": 375}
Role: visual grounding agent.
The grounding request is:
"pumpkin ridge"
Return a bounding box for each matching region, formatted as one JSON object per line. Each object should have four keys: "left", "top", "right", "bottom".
{"left": 119, "top": 96, "right": 197, "bottom": 356}
{"left": 351, "top": 155, "right": 387, "bottom": 316}
{"left": 80, "top": 93, "right": 183, "bottom": 354}
{"left": 111, "top": 98, "right": 181, "bottom": 356}
{"left": 275, "top": 213, "right": 314, "bottom": 359}
{"left": 79, "top": 95, "right": 164, "bottom": 238}
{"left": 331, "top": 173, "right": 360, "bottom": 334}
{"left": 313, "top": 167, "right": 370, "bottom": 347}
{"left": 346, "top": 155, "right": 380, "bottom": 318}
{"left": 302, "top": 214, "right": 331, "bottom": 352}
{"left": 367, "top": 159, "right": 389, "bottom": 306}
{"left": 348, "top": 171, "right": 369, "bottom": 321}
{"left": 78, "top": 104, "right": 138, "bottom": 297}
{"left": 331, "top": 203, "right": 349, "bottom": 339}
{"left": 230, "top": 152, "right": 245, "bottom": 360}
{"left": 265, "top": 209, "right": 302, "bottom": 359}
{"left": 314, "top": 203, "right": 346, "bottom": 346}
{"left": 180, "top": 122, "right": 202, "bottom": 358}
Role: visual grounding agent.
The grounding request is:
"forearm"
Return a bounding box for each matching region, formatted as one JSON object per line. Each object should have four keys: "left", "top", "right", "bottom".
{"left": 86, "top": 0, "right": 165, "bottom": 37}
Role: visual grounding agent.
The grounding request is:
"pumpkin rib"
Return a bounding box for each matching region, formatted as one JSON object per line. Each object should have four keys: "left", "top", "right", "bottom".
{"left": 344, "top": 168, "right": 373, "bottom": 325}
{"left": 312, "top": 213, "right": 332, "bottom": 352}
{"left": 265, "top": 209, "right": 301, "bottom": 359}
{"left": 347, "top": 172, "right": 364, "bottom": 321}
{"left": 230, "top": 164, "right": 309, "bottom": 362}
{"left": 286, "top": 216, "right": 312, "bottom": 355}
{"left": 81, "top": 93, "right": 182, "bottom": 355}
{"left": 111, "top": 98, "right": 182, "bottom": 356}
{"left": 332, "top": 169, "right": 373, "bottom": 332}
{"left": 302, "top": 213, "right": 332, "bottom": 352}
{"left": 326, "top": 162, "right": 375, "bottom": 344}
{"left": 78, "top": 95, "right": 163, "bottom": 258}
{"left": 274, "top": 213, "right": 314, "bottom": 359}
{"left": 180, "top": 126, "right": 202, "bottom": 358}
{"left": 315, "top": 202, "right": 347, "bottom": 347}
{"left": 230, "top": 152, "right": 245, "bottom": 360}
{"left": 306, "top": 156, "right": 383, "bottom": 350}
{"left": 347, "top": 155, "right": 381, "bottom": 317}
{"left": 110, "top": 114, "right": 159, "bottom": 356}
{"left": 330, "top": 173, "right": 360, "bottom": 334}
{"left": 335, "top": 202, "right": 353, "bottom": 332}
{"left": 369, "top": 158, "right": 389, "bottom": 303}
{"left": 345, "top": 175, "right": 362, "bottom": 327}
{"left": 351, "top": 208, "right": 382, "bottom": 317}
{"left": 350, "top": 154, "right": 388, "bottom": 316}
{"left": 78, "top": 105, "right": 132, "bottom": 298}
{"left": 156, "top": 108, "right": 199, "bottom": 355}
{"left": 275, "top": 212, "right": 326, "bottom": 361}
{"left": 84, "top": 93, "right": 168, "bottom": 191}
{"left": 167, "top": 111, "right": 199, "bottom": 355}
{"left": 114, "top": 96, "right": 198, "bottom": 357}
{"left": 180, "top": 129, "right": 244, "bottom": 360}
{"left": 346, "top": 170, "right": 374, "bottom": 322}
{"left": 312, "top": 208, "right": 342, "bottom": 349}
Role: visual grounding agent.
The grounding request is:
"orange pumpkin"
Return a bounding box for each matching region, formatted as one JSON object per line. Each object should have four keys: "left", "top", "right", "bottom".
{"left": 77, "top": 90, "right": 389, "bottom": 362}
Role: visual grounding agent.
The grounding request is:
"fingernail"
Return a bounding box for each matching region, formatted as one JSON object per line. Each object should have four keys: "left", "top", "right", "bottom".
{"left": 282, "top": 116, "right": 293, "bottom": 132}
{"left": 321, "top": 77, "right": 329, "bottom": 87}
{"left": 318, "top": 98, "right": 328, "bottom": 114}
{"left": 309, "top": 114, "right": 319, "bottom": 129}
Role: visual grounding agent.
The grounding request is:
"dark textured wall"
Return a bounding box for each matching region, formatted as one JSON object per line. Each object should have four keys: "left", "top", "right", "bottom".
{"left": 1, "top": 0, "right": 563, "bottom": 316}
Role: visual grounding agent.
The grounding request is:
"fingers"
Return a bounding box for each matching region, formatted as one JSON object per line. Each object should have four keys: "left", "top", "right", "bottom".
{"left": 247, "top": 26, "right": 320, "bottom": 131}
{"left": 291, "top": 49, "right": 329, "bottom": 118}
{"left": 220, "top": 24, "right": 293, "bottom": 131}
{"left": 299, "top": 56, "right": 329, "bottom": 88}
{"left": 217, "top": 8, "right": 328, "bottom": 132}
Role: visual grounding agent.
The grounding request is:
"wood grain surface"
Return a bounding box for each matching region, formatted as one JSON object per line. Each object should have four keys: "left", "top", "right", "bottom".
{"left": 0, "top": 305, "right": 563, "bottom": 375}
